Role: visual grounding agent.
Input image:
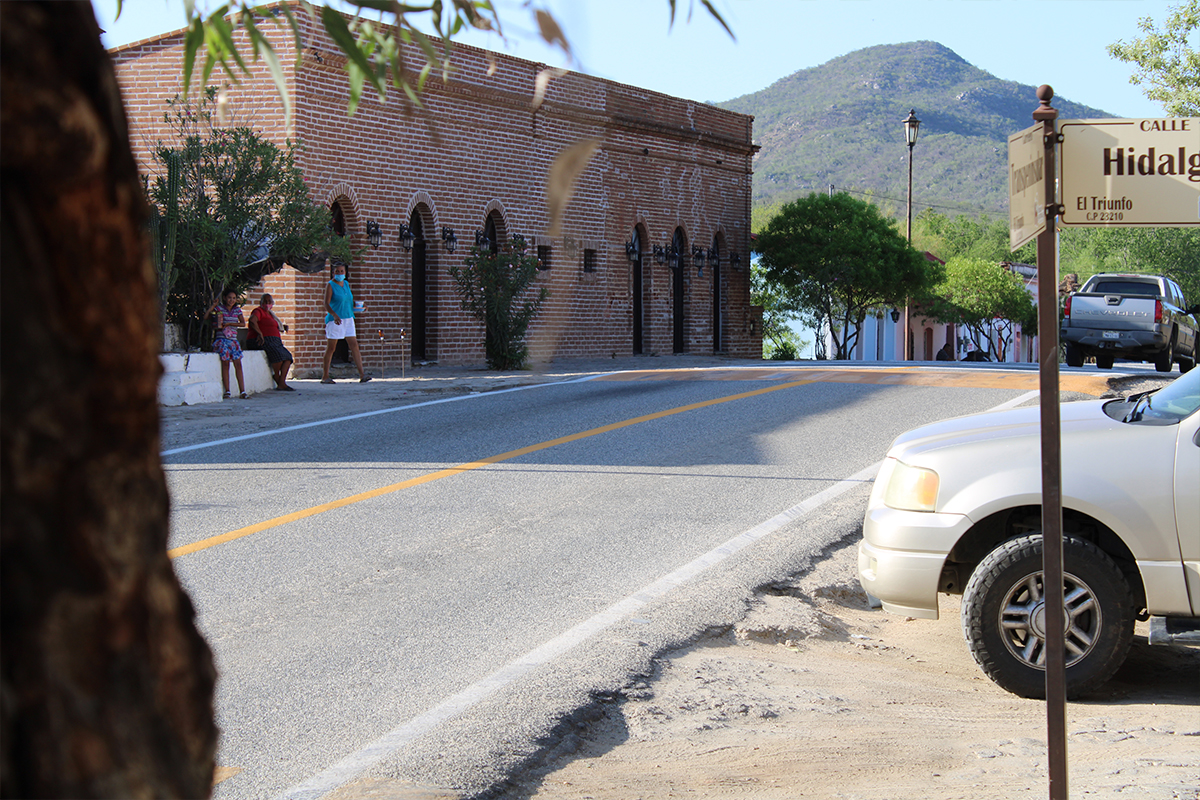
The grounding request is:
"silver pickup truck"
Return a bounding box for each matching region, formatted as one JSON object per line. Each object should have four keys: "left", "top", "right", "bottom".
{"left": 1062, "top": 273, "right": 1198, "bottom": 373}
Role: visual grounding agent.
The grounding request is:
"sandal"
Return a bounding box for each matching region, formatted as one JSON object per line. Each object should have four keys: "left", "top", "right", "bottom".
{"left": 239, "top": 392, "right": 249, "bottom": 399}
{"left": 321, "top": 378, "right": 336, "bottom": 384}
{"left": 223, "top": 391, "right": 231, "bottom": 399}
{"left": 359, "top": 375, "right": 372, "bottom": 383}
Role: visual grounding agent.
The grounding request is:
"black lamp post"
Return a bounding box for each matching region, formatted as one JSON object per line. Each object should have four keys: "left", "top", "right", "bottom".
{"left": 902, "top": 109, "right": 921, "bottom": 361}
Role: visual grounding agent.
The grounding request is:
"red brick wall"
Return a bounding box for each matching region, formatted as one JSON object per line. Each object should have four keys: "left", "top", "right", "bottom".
{"left": 111, "top": 8, "right": 760, "bottom": 369}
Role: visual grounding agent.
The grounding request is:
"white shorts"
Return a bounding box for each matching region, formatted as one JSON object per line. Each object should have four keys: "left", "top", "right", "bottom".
{"left": 325, "top": 318, "right": 357, "bottom": 340}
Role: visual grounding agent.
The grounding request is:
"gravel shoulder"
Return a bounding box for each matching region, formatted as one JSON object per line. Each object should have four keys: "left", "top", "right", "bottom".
{"left": 503, "top": 536, "right": 1200, "bottom": 800}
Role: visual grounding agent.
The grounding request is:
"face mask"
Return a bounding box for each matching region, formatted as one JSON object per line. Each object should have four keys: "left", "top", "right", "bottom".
{"left": 334, "top": 273, "right": 345, "bottom": 282}
{"left": 267, "top": 303, "right": 275, "bottom": 310}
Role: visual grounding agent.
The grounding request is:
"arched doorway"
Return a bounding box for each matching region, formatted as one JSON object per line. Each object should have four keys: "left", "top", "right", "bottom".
{"left": 631, "top": 227, "right": 645, "bottom": 355}
{"left": 410, "top": 210, "right": 427, "bottom": 362}
{"left": 672, "top": 227, "right": 686, "bottom": 354}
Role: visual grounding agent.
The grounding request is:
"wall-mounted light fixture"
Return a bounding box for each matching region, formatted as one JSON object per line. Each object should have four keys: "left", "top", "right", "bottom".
{"left": 692, "top": 245, "right": 706, "bottom": 276}
{"left": 441, "top": 226, "right": 457, "bottom": 253}
{"left": 625, "top": 239, "right": 640, "bottom": 262}
{"left": 666, "top": 244, "right": 681, "bottom": 271}
{"left": 707, "top": 247, "right": 720, "bottom": 269}
{"left": 511, "top": 233, "right": 526, "bottom": 249}
{"left": 475, "top": 229, "right": 493, "bottom": 253}
{"left": 366, "top": 219, "right": 383, "bottom": 249}
{"left": 890, "top": 308, "right": 901, "bottom": 323}
{"left": 397, "top": 223, "right": 415, "bottom": 252}
{"left": 653, "top": 244, "right": 666, "bottom": 265}
{"left": 729, "top": 251, "right": 742, "bottom": 271}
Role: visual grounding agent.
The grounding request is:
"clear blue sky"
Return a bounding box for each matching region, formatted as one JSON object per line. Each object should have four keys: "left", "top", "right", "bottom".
{"left": 94, "top": 0, "right": 1182, "bottom": 120}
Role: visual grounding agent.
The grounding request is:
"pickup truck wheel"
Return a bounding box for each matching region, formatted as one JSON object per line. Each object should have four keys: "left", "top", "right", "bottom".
{"left": 961, "top": 534, "right": 1134, "bottom": 699}
{"left": 1065, "top": 344, "right": 1084, "bottom": 368}
{"left": 1155, "top": 330, "right": 1177, "bottom": 373}
{"left": 1096, "top": 354, "right": 1114, "bottom": 370}
{"left": 1179, "top": 341, "right": 1196, "bottom": 374}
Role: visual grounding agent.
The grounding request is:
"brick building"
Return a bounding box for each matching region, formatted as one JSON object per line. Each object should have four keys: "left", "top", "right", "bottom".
{"left": 111, "top": 9, "right": 761, "bottom": 370}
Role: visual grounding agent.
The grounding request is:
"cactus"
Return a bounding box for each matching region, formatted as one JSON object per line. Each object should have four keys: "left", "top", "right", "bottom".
{"left": 149, "top": 149, "right": 180, "bottom": 327}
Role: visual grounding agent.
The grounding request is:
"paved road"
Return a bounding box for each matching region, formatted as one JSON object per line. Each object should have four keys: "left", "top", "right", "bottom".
{"left": 161, "top": 362, "right": 1100, "bottom": 799}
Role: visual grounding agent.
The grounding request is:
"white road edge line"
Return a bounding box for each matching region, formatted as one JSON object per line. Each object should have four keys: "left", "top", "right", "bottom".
{"left": 161, "top": 374, "right": 608, "bottom": 456}
{"left": 275, "top": 462, "right": 882, "bottom": 800}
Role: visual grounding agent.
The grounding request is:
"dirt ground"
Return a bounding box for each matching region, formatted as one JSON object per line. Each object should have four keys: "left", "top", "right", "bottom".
{"left": 505, "top": 537, "right": 1200, "bottom": 800}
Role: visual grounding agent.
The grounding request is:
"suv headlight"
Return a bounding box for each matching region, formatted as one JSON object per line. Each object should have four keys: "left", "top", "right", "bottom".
{"left": 884, "top": 460, "right": 940, "bottom": 512}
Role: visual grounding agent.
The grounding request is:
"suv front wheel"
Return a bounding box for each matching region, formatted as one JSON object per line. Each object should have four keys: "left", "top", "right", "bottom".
{"left": 961, "top": 533, "right": 1135, "bottom": 699}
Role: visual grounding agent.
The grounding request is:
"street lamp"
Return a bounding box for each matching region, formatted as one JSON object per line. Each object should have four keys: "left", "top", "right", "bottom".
{"left": 902, "top": 109, "right": 921, "bottom": 361}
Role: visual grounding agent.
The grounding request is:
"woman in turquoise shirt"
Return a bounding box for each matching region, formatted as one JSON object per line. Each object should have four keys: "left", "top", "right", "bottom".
{"left": 320, "top": 262, "right": 371, "bottom": 383}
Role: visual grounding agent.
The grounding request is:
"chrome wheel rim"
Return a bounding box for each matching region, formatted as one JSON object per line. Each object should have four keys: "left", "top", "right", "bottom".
{"left": 998, "top": 570, "right": 1102, "bottom": 669}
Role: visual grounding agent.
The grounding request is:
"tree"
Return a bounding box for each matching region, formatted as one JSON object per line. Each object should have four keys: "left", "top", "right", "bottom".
{"left": 756, "top": 192, "right": 940, "bottom": 360}
{"left": 751, "top": 261, "right": 810, "bottom": 359}
{"left": 923, "top": 257, "right": 1038, "bottom": 362}
{"left": 1108, "top": 0, "right": 1200, "bottom": 116}
{"left": 149, "top": 88, "right": 352, "bottom": 348}
{"left": 1059, "top": 227, "right": 1200, "bottom": 309}
{"left": 1, "top": 3, "right": 217, "bottom": 797}
{"left": 912, "top": 208, "right": 1036, "bottom": 264}
{"left": 448, "top": 238, "right": 549, "bottom": 370}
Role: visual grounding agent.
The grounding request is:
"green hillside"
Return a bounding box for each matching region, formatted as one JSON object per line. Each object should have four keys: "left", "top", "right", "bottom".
{"left": 717, "top": 42, "right": 1112, "bottom": 224}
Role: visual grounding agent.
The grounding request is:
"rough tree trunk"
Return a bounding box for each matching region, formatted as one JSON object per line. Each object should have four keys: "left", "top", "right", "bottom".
{"left": 1, "top": 3, "right": 217, "bottom": 797}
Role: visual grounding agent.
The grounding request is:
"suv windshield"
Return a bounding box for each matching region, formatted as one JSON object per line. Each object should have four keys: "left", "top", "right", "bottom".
{"left": 1104, "top": 369, "right": 1200, "bottom": 425}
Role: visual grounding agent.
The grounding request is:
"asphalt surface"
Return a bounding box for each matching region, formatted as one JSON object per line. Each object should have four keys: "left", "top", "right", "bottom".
{"left": 157, "top": 356, "right": 1162, "bottom": 799}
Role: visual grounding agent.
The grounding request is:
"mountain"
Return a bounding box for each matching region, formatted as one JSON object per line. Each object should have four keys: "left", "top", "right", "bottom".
{"left": 717, "top": 42, "right": 1112, "bottom": 222}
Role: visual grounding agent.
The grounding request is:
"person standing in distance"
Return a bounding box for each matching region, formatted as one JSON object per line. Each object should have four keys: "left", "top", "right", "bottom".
{"left": 321, "top": 262, "right": 371, "bottom": 384}
{"left": 207, "top": 288, "right": 248, "bottom": 399}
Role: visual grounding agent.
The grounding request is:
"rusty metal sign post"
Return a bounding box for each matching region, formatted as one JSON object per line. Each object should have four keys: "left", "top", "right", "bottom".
{"left": 1031, "top": 85, "right": 1068, "bottom": 800}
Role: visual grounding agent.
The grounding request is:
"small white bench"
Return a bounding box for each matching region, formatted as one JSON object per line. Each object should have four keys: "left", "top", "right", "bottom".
{"left": 159, "top": 351, "right": 277, "bottom": 406}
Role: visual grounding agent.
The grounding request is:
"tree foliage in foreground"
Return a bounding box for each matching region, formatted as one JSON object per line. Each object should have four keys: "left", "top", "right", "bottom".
{"left": 756, "top": 193, "right": 940, "bottom": 360}
{"left": 921, "top": 257, "right": 1038, "bottom": 362}
{"left": 148, "top": 88, "right": 351, "bottom": 347}
{"left": 448, "top": 238, "right": 549, "bottom": 370}
{"left": 1108, "top": 0, "right": 1200, "bottom": 117}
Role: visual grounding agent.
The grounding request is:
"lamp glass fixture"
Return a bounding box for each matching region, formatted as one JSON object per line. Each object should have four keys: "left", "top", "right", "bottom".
{"left": 441, "top": 226, "right": 457, "bottom": 253}
{"left": 397, "top": 223, "right": 415, "bottom": 252}
{"left": 366, "top": 219, "right": 383, "bottom": 249}
{"left": 903, "top": 109, "right": 921, "bottom": 147}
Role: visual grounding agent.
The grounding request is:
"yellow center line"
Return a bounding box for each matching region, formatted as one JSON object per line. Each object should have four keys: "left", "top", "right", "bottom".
{"left": 168, "top": 379, "right": 815, "bottom": 559}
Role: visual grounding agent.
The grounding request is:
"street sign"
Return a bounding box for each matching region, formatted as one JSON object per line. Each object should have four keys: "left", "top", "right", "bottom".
{"left": 1009, "top": 123, "right": 1047, "bottom": 249}
{"left": 1060, "top": 118, "right": 1200, "bottom": 227}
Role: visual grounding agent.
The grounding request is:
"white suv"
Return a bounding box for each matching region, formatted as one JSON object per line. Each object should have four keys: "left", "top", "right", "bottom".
{"left": 859, "top": 369, "right": 1199, "bottom": 698}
